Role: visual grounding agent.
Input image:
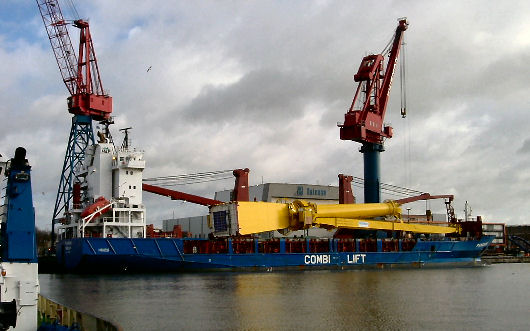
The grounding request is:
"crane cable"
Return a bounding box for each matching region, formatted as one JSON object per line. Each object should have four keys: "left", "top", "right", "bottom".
{"left": 144, "top": 170, "right": 425, "bottom": 200}
{"left": 349, "top": 176, "right": 425, "bottom": 199}
{"left": 63, "top": 0, "right": 80, "bottom": 20}
{"left": 400, "top": 34, "right": 407, "bottom": 118}
{"left": 398, "top": 34, "right": 412, "bottom": 188}
{"left": 143, "top": 170, "right": 235, "bottom": 187}
{"left": 381, "top": 30, "right": 395, "bottom": 56}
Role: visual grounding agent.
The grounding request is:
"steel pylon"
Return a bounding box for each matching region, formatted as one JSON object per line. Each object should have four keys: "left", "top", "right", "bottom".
{"left": 51, "top": 115, "right": 94, "bottom": 245}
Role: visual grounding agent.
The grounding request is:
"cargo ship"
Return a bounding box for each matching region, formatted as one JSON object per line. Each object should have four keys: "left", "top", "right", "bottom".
{"left": 55, "top": 131, "right": 494, "bottom": 272}
{"left": 58, "top": 236, "right": 494, "bottom": 272}
{"left": 49, "top": 17, "right": 492, "bottom": 273}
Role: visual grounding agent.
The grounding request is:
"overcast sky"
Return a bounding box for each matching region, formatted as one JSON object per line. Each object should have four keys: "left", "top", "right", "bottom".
{"left": 1, "top": 1, "right": 530, "bottom": 229}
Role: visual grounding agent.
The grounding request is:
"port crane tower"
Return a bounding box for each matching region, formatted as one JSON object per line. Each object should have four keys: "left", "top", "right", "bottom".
{"left": 36, "top": 0, "right": 112, "bottom": 245}
{"left": 339, "top": 19, "right": 408, "bottom": 203}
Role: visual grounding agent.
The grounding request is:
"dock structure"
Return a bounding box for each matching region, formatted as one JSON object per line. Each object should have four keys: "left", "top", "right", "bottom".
{"left": 38, "top": 295, "right": 122, "bottom": 331}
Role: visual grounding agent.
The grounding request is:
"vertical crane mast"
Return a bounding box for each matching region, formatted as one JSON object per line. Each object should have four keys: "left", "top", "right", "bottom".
{"left": 36, "top": 0, "right": 113, "bottom": 247}
{"left": 339, "top": 19, "right": 408, "bottom": 203}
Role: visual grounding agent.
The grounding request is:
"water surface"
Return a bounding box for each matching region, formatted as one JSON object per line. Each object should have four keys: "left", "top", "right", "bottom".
{"left": 39, "top": 264, "right": 530, "bottom": 330}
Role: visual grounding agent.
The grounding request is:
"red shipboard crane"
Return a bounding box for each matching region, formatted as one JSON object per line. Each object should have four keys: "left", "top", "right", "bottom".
{"left": 37, "top": 0, "right": 113, "bottom": 248}
{"left": 142, "top": 168, "right": 251, "bottom": 206}
{"left": 339, "top": 18, "right": 408, "bottom": 203}
{"left": 395, "top": 193, "right": 457, "bottom": 223}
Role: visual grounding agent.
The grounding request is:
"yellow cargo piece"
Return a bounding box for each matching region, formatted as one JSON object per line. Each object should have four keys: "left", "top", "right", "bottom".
{"left": 211, "top": 200, "right": 458, "bottom": 236}
{"left": 235, "top": 201, "right": 291, "bottom": 235}
{"left": 316, "top": 218, "right": 457, "bottom": 234}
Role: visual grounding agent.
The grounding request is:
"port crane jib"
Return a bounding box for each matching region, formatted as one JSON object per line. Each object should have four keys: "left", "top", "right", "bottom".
{"left": 36, "top": 0, "right": 112, "bottom": 119}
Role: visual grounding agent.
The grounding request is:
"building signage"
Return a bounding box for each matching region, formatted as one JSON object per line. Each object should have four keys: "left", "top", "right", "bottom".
{"left": 296, "top": 186, "right": 327, "bottom": 197}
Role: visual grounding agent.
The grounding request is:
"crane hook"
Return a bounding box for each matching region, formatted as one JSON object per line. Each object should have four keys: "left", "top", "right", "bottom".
{"left": 401, "top": 107, "right": 406, "bottom": 118}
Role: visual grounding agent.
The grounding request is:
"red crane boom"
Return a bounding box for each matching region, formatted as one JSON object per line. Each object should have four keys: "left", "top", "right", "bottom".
{"left": 36, "top": 0, "right": 112, "bottom": 121}
{"left": 395, "top": 193, "right": 457, "bottom": 223}
{"left": 142, "top": 184, "right": 223, "bottom": 207}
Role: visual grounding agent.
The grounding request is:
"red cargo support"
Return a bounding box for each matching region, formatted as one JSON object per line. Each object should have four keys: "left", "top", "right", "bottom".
{"left": 338, "top": 174, "right": 355, "bottom": 204}
{"left": 309, "top": 239, "right": 330, "bottom": 253}
{"left": 233, "top": 239, "right": 255, "bottom": 254}
{"left": 233, "top": 168, "right": 250, "bottom": 201}
{"left": 285, "top": 239, "right": 306, "bottom": 253}
{"left": 337, "top": 239, "right": 356, "bottom": 252}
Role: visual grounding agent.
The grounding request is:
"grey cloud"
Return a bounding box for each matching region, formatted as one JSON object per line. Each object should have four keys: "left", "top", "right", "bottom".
{"left": 182, "top": 68, "right": 315, "bottom": 123}
{"left": 519, "top": 139, "right": 530, "bottom": 154}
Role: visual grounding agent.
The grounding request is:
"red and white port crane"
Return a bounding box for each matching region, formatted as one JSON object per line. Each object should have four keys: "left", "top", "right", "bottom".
{"left": 36, "top": 0, "right": 113, "bottom": 247}
{"left": 36, "top": 0, "right": 112, "bottom": 119}
{"left": 339, "top": 18, "right": 408, "bottom": 203}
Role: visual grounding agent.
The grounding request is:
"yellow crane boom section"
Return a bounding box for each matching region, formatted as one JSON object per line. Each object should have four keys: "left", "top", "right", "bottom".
{"left": 219, "top": 200, "right": 457, "bottom": 235}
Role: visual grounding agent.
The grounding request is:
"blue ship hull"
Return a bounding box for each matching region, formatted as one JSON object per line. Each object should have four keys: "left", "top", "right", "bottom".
{"left": 56, "top": 236, "right": 495, "bottom": 272}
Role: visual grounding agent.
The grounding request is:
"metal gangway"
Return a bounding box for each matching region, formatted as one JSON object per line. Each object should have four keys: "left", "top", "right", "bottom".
{"left": 508, "top": 235, "right": 530, "bottom": 253}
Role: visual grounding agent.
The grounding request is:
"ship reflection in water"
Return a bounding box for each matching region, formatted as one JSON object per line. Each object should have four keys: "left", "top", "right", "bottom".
{"left": 39, "top": 264, "right": 529, "bottom": 330}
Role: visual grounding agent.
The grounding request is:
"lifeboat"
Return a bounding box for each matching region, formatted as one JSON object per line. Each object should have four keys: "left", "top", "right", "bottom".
{"left": 81, "top": 196, "right": 111, "bottom": 219}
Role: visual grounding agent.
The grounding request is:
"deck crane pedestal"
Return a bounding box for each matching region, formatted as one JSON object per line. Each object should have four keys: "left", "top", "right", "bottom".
{"left": 339, "top": 19, "right": 408, "bottom": 203}
{"left": 37, "top": 0, "right": 112, "bottom": 248}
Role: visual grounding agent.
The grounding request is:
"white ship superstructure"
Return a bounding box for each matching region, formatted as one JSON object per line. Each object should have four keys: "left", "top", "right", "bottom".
{"left": 58, "top": 129, "right": 146, "bottom": 239}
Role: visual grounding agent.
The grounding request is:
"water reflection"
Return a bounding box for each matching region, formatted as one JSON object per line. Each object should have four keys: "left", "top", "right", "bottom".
{"left": 39, "top": 265, "right": 530, "bottom": 330}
